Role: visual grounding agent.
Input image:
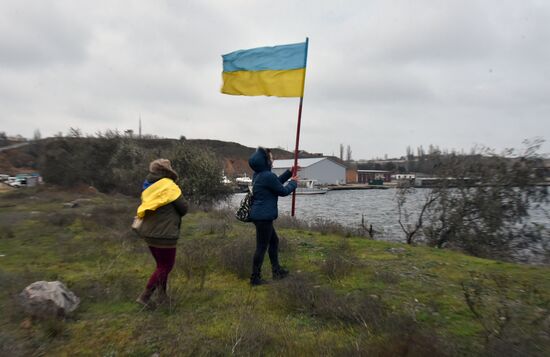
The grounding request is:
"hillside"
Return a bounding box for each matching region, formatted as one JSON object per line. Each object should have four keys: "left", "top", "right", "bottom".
{"left": 0, "top": 137, "right": 315, "bottom": 178}
{"left": 1, "top": 186, "right": 549, "bottom": 356}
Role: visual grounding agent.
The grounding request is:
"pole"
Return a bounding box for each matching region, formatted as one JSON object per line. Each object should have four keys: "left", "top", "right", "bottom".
{"left": 291, "top": 37, "right": 309, "bottom": 217}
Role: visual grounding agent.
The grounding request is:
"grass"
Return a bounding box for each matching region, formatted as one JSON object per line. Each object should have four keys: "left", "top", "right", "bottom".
{"left": 0, "top": 186, "right": 549, "bottom": 356}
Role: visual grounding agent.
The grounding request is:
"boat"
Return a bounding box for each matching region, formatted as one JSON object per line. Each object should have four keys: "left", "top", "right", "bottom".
{"left": 235, "top": 174, "right": 252, "bottom": 185}
{"left": 221, "top": 171, "right": 232, "bottom": 185}
{"left": 295, "top": 179, "right": 328, "bottom": 195}
{"left": 234, "top": 174, "right": 253, "bottom": 192}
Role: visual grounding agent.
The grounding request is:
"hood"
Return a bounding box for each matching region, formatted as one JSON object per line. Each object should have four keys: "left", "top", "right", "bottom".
{"left": 248, "top": 147, "right": 271, "bottom": 173}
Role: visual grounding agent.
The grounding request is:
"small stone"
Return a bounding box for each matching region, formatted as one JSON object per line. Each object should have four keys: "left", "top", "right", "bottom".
{"left": 62, "top": 202, "right": 78, "bottom": 208}
{"left": 387, "top": 247, "right": 407, "bottom": 254}
{"left": 20, "top": 318, "right": 32, "bottom": 329}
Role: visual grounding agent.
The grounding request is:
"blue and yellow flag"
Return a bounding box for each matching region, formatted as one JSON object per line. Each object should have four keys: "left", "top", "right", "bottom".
{"left": 221, "top": 41, "right": 308, "bottom": 97}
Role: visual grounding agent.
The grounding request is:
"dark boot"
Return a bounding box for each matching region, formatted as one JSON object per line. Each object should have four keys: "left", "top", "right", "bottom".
{"left": 250, "top": 273, "right": 268, "bottom": 286}
{"left": 156, "top": 288, "right": 171, "bottom": 306}
{"left": 272, "top": 267, "right": 289, "bottom": 280}
{"left": 136, "top": 287, "right": 156, "bottom": 309}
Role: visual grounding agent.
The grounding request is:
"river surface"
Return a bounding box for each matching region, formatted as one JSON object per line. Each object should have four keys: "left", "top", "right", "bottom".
{"left": 226, "top": 188, "right": 550, "bottom": 244}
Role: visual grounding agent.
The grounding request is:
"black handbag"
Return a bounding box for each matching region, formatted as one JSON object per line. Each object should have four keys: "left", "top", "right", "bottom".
{"left": 235, "top": 184, "right": 253, "bottom": 222}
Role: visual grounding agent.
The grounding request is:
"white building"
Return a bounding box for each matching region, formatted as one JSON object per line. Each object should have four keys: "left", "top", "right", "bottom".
{"left": 272, "top": 157, "right": 347, "bottom": 185}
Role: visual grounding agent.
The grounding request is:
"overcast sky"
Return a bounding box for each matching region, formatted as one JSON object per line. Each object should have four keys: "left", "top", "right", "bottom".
{"left": 1, "top": 0, "right": 549, "bottom": 159}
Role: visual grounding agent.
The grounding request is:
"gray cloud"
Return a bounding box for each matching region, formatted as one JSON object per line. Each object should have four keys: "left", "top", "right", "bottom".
{"left": 0, "top": 0, "right": 549, "bottom": 158}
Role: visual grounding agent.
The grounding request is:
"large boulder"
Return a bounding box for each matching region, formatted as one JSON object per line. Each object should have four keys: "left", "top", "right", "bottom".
{"left": 18, "top": 281, "right": 80, "bottom": 318}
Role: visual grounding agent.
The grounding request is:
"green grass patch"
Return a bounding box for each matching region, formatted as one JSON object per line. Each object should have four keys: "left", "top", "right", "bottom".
{"left": 1, "top": 187, "right": 549, "bottom": 356}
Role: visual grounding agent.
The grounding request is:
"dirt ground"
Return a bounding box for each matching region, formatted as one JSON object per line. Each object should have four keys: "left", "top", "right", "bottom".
{"left": 0, "top": 182, "right": 14, "bottom": 192}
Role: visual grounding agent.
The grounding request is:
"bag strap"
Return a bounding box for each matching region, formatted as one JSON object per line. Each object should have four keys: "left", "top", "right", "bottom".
{"left": 249, "top": 176, "right": 255, "bottom": 195}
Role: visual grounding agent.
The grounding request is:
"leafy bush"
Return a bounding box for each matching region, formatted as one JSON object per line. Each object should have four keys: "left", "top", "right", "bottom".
{"left": 38, "top": 137, "right": 231, "bottom": 205}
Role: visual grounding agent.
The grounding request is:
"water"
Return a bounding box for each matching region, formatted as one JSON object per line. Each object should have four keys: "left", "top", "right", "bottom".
{"left": 227, "top": 188, "right": 550, "bottom": 244}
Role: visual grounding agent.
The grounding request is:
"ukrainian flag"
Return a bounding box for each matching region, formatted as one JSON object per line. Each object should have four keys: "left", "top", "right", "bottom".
{"left": 221, "top": 41, "right": 308, "bottom": 98}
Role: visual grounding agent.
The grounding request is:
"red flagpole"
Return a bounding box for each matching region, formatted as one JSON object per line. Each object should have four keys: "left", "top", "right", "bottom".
{"left": 291, "top": 37, "right": 309, "bottom": 217}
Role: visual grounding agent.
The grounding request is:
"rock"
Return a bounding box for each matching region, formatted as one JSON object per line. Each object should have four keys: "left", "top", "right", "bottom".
{"left": 18, "top": 281, "right": 80, "bottom": 318}
{"left": 72, "top": 198, "right": 93, "bottom": 205}
{"left": 63, "top": 202, "right": 79, "bottom": 208}
{"left": 20, "top": 318, "right": 32, "bottom": 329}
{"left": 387, "top": 247, "right": 407, "bottom": 254}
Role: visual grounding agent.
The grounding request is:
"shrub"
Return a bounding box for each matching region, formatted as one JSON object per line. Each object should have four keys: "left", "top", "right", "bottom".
{"left": 229, "top": 310, "right": 276, "bottom": 355}
{"left": 309, "top": 217, "right": 350, "bottom": 236}
{"left": 46, "top": 212, "right": 79, "bottom": 227}
{"left": 363, "top": 314, "right": 452, "bottom": 356}
{"left": 176, "top": 238, "right": 213, "bottom": 289}
{"left": 407, "top": 141, "right": 550, "bottom": 261}
{"left": 320, "top": 242, "right": 358, "bottom": 280}
{"left": 218, "top": 237, "right": 255, "bottom": 279}
{"left": 88, "top": 203, "right": 136, "bottom": 231}
{"left": 197, "top": 209, "right": 232, "bottom": 238}
{"left": 373, "top": 270, "right": 401, "bottom": 285}
{"left": 0, "top": 224, "right": 15, "bottom": 239}
{"left": 275, "top": 214, "right": 308, "bottom": 230}
{"left": 461, "top": 272, "right": 550, "bottom": 355}
{"left": 273, "top": 272, "right": 387, "bottom": 326}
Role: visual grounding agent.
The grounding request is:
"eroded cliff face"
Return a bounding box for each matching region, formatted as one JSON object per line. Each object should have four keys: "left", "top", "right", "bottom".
{"left": 223, "top": 158, "right": 252, "bottom": 178}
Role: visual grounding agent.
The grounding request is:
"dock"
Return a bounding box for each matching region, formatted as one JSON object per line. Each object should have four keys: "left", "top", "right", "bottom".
{"left": 327, "top": 184, "right": 390, "bottom": 191}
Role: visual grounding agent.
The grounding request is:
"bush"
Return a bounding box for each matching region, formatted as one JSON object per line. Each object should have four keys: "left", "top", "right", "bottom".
{"left": 169, "top": 144, "right": 232, "bottom": 207}
{"left": 320, "top": 241, "right": 358, "bottom": 280}
{"left": 218, "top": 237, "right": 255, "bottom": 279}
{"left": 273, "top": 272, "right": 387, "bottom": 326}
{"left": 197, "top": 209, "right": 232, "bottom": 238}
{"left": 176, "top": 238, "right": 213, "bottom": 289}
{"left": 38, "top": 137, "right": 232, "bottom": 205}
{"left": 229, "top": 310, "right": 277, "bottom": 355}
{"left": 363, "top": 314, "right": 452, "bottom": 356}
{"left": 46, "top": 212, "right": 79, "bottom": 227}
{"left": 417, "top": 142, "right": 549, "bottom": 261}
{"left": 88, "top": 203, "right": 136, "bottom": 231}
{"left": 373, "top": 270, "right": 401, "bottom": 285}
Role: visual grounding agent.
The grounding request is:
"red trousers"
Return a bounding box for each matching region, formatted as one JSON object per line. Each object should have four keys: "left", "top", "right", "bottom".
{"left": 146, "top": 246, "right": 176, "bottom": 291}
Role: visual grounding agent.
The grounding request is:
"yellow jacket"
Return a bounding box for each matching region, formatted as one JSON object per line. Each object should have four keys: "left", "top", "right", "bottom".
{"left": 137, "top": 178, "right": 182, "bottom": 218}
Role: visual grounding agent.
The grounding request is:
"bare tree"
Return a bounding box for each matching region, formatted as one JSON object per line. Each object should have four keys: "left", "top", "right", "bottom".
{"left": 67, "top": 127, "right": 82, "bottom": 138}
{"left": 396, "top": 182, "right": 440, "bottom": 244}
{"left": 346, "top": 145, "right": 352, "bottom": 162}
{"left": 339, "top": 144, "right": 344, "bottom": 161}
{"left": 423, "top": 141, "right": 547, "bottom": 260}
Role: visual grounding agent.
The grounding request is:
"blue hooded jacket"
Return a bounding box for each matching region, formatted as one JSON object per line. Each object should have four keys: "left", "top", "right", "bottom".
{"left": 248, "top": 148, "right": 297, "bottom": 221}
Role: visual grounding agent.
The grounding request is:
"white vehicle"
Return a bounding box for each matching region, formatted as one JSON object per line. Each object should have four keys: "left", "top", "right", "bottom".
{"left": 8, "top": 180, "right": 22, "bottom": 188}
{"left": 0, "top": 174, "right": 9, "bottom": 181}
{"left": 221, "top": 175, "right": 232, "bottom": 185}
{"left": 235, "top": 175, "right": 252, "bottom": 184}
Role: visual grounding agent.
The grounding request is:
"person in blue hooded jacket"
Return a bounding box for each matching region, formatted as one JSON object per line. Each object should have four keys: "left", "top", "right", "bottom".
{"left": 248, "top": 147, "right": 298, "bottom": 285}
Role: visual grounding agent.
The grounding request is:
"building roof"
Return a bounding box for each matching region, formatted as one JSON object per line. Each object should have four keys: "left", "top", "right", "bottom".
{"left": 272, "top": 157, "right": 346, "bottom": 169}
